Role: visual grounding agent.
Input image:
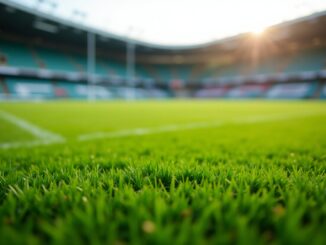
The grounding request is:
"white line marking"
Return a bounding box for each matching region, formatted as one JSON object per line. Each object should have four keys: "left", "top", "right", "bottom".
{"left": 0, "top": 110, "right": 65, "bottom": 149}
{"left": 78, "top": 112, "right": 323, "bottom": 142}
{"left": 0, "top": 110, "right": 324, "bottom": 149}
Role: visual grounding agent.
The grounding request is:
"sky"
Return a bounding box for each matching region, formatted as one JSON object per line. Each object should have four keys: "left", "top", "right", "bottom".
{"left": 11, "top": 0, "right": 326, "bottom": 46}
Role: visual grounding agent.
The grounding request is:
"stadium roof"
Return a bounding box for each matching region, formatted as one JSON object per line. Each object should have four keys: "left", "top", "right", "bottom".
{"left": 1, "top": 0, "right": 326, "bottom": 54}
{"left": 6, "top": 0, "right": 326, "bottom": 46}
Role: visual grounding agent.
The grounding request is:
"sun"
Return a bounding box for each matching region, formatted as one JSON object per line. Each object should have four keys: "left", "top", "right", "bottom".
{"left": 251, "top": 25, "right": 267, "bottom": 36}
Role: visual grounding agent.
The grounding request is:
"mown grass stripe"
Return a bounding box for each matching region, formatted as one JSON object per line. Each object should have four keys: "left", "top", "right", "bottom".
{"left": 78, "top": 111, "right": 322, "bottom": 141}
{"left": 0, "top": 110, "right": 64, "bottom": 141}
{"left": 0, "top": 110, "right": 65, "bottom": 149}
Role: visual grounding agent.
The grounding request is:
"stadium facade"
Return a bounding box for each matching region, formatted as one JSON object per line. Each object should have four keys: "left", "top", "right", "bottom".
{"left": 0, "top": 0, "right": 326, "bottom": 100}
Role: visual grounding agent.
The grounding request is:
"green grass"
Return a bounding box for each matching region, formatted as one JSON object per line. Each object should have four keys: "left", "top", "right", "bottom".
{"left": 0, "top": 100, "right": 325, "bottom": 244}
{"left": 0, "top": 117, "right": 35, "bottom": 142}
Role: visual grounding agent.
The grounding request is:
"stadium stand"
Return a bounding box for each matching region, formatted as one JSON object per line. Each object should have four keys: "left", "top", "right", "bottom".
{"left": 250, "top": 59, "right": 280, "bottom": 75}
{"left": 0, "top": 1, "right": 325, "bottom": 100}
{"left": 55, "top": 82, "right": 87, "bottom": 99}
{"left": 194, "top": 86, "right": 229, "bottom": 98}
{"left": 199, "top": 45, "right": 326, "bottom": 82}
{"left": 1, "top": 36, "right": 325, "bottom": 100}
{"left": 135, "top": 64, "right": 151, "bottom": 79}
{"left": 71, "top": 55, "right": 87, "bottom": 73}
{"left": 176, "top": 65, "right": 192, "bottom": 81}
{"left": 204, "top": 47, "right": 326, "bottom": 79}
{"left": 155, "top": 65, "right": 174, "bottom": 82}
{"left": 105, "top": 60, "right": 127, "bottom": 78}
{"left": 0, "top": 80, "right": 3, "bottom": 95}
{"left": 266, "top": 82, "right": 317, "bottom": 99}
{"left": 96, "top": 61, "right": 110, "bottom": 76}
{"left": 320, "top": 84, "right": 326, "bottom": 99}
{"left": 217, "top": 64, "right": 244, "bottom": 78}
{"left": 36, "top": 48, "right": 77, "bottom": 72}
{"left": 0, "top": 41, "right": 38, "bottom": 68}
{"left": 226, "top": 84, "right": 270, "bottom": 98}
{"left": 89, "top": 85, "right": 113, "bottom": 99}
{"left": 284, "top": 49, "right": 326, "bottom": 73}
{"left": 0, "top": 80, "right": 5, "bottom": 100}
{"left": 5, "top": 78, "right": 54, "bottom": 99}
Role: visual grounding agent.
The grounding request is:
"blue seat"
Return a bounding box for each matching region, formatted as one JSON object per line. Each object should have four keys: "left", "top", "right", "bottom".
{"left": 55, "top": 82, "right": 88, "bottom": 99}
{"left": 320, "top": 85, "right": 326, "bottom": 99}
{"left": 266, "top": 82, "right": 317, "bottom": 99}
{"left": 0, "top": 41, "right": 38, "bottom": 68}
{"left": 5, "top": 78, "right": 55, "bottom": 99}
{"left": 36, "top": 48, "right": 77, "bottom": 71}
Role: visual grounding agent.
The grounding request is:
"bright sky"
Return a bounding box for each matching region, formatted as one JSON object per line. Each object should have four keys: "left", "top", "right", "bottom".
{"left": 12, "top": 0, "right": 326, "bottom": 46}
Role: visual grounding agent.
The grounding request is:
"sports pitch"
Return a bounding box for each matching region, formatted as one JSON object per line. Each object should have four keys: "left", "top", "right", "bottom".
{"left": 0, "top": 100, "right": 325, "bottom": 244}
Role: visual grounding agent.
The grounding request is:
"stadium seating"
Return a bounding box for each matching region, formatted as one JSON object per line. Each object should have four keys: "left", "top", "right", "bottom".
{"left": 96, "top": 61, "right": 110, "bottom": 76}
{"left": 71, "top": 55, "right": 125, "bottom": 76}
{"left": 114, "top": 87, "right": 169, "bottom": 99}
{"left": 176, "top": 65, "right": 192, "bottom": 81}
{"left": 55, "top": 82, "right": 113, "bottom": 99}
{"left": 0, "top": 91, "right": 4, "bottom": 101}
{"left": 55, "top": 82, "right": 87, "bottom": 99}
{"left": 249, "top": 59, "right": 279, "bottom": 75}
{"left": 199, "top": 68, "right": 218, "bottom": 80}
{"left": 201, "top": 47, "right": 325, "bottom": 80}
{"left": 89, "top": 85, "right": 113, "bottom": 99}
{"left": 5, "top": 78, "right": 55, "bottom": 99}
{"left": 0, "top": 81, "right": 3, "bottom": 100}
{"left": 214, "top": 64, "right": 242, "bottom": 78}
{"left": 105, "top": 60, "right": 127, "bottom": 78}
{"left": 1, "top": 39, "right": 325, "bottom": 82}
{"left": 136, "top": 64, "right": 152, "bottom": 80}
{"left": 1, "top": 39, "right": 325, "bottom": 100}
{"left": 320, "top": 85, "right": 326, "bottom": 99}
{"left": 194, "top": 87, "right": 229, "bottom": 98}
{"left": 155, "top": 65, "right": 174, "bottom": 81}
{"left": 146, "top": 88, "right": 170, "bottom": 98}
{"left": 4, "top": 78, "right": 114, "bottom": 100}
{"left": 0, "top": 41, "right": 38, "bottom": 68}
{"left": 36, "top": 48, "right": 77, "bottom": 71}
{"left": 284, "top": 49, "right": 326, "bottom": 73}
{"left": 82, "top": 56, "right": 126, "bottom": 77}
{"left": 70, "top": 55, "right": 87, "bottom": 73}
{"left": 208, "top": 61, "right": 280, "bottom": 78}
{"left": 226, "top": 84, "right": 270, "bottom": 98}
{"left": 266, "top": 82, "right": 317, "bottom": 99}
{"left": 151, "top": 65, "right": 193, "bottom": 81}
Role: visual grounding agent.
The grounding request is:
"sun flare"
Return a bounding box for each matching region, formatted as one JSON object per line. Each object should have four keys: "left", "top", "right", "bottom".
{"left": 251, "top": 25, "right": 267, "bottom": 36}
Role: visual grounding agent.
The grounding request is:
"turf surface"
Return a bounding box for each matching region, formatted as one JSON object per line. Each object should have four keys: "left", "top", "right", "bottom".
{"left": 0, "top": 100, "right": 325, "bottom": 244}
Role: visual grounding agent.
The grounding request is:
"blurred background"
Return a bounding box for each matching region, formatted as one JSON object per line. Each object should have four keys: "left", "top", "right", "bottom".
{"left": 0, "top": 0, "right": 326, "bottom": 100}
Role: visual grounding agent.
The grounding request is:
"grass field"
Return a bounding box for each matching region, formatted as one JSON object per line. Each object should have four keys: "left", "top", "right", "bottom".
{"left": 0, "top": 100, "right": 325, "bottom": 244}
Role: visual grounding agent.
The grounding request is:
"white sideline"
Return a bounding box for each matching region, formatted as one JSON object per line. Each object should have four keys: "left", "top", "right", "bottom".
{"left": 0, "top": 110, "right": 323, "bottom": 149}
{"left": 0, "top": 110, "right": 65, "bottom": 149}
{"left": 78, "top": 111, "right": 323, "bottom": 142}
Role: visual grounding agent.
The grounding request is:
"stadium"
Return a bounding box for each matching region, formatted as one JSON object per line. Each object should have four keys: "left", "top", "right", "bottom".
{"left": 0, "top": 0, "right": 325, "bottom": 244}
